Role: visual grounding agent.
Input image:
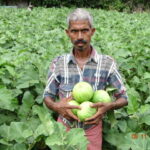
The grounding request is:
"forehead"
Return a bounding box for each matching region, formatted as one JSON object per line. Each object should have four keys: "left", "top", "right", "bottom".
{"left": 68, "top": 20, "right": 91, "bottom": 29}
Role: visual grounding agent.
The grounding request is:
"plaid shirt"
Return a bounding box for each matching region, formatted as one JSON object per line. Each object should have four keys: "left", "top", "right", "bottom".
{"left": 44, "top": 47, "right": 127, "bottom": 100}
{"left": 43, "top": 47, "right": 128, "bottom": 129}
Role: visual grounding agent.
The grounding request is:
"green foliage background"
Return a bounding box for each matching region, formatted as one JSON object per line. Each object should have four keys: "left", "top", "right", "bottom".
{"left": 0, "top": 0, "right": 150, "bottom": 12}
{"left": 0, "top": 7, "right": 150, "bottom": 150}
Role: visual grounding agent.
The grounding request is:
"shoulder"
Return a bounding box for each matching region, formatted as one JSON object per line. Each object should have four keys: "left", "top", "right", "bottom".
{"left": 94, "top": 50, "right": 114, "bottom": 62}
{"left": 49, "top": 55, "right": 63, "bottom": 71}
{"left": 52, "top": 55, "right": 63, "bottom": 63}
{"left": 97, "top": 53, "right": 115, "bottom": 64}
{"left": 51, "top": 54, "right": 68, "bottom": 64}
{"left": 49, "top": 54, "right": 70, "bottom": 70}
{"left": 95, "top": 52, "right": 118, "bottom": 71}
{"left": 103, "top": 55, "right": 115, "bottom": 63}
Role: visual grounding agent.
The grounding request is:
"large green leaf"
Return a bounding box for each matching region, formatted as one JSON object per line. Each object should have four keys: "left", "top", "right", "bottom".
{"left": 107, "top": 110, "right": 118, "bottom": 127}
{"left": 5, "top": 65, "right": 16, "bottom": 77}
{"left": 145, "top": 96, "right": 150, "bottom": 103}
{"left": 138, "top": 104, "right": 150, "bottom": 114}
{"left": 104, "top": 129, "right": 125, "bottom": 147}
{"left": 0, "top": 143, "right": 27, "bottom": 150}
{"left": 118, "top": 133, "right": 150, "bottom": 150}
{"left": 46, "top": 122, "right": 88, "bottom": 150}
{"left": 15, "top": 64, "right": 39, "bottom": 89}
{"left": 127, "top": 118, "right": 139, "bottom": 132}
{"left": 0, "top": 87, "right": 18, "bottom": 111}
{"left": 117, "top": 120, "right": 127, "bottom": 133}
{"left": 9, "top": 122, "right": 33, "bottom": 143}
{"left": 66, "top": 128, "right": 88, "bottom": 150}
{"left": 143, "top": 72, "right": 150, "bottom": 80}
{"left": 25, "top": 116, "right": 41, "bottom": 133}
{"left": 45, "top": 123, "right": 67, "bottom": 149}
{"left": 139, "top": 112, "right": 150, "bottom": 125}
{"left": 105, "top": 130, "right": 150, "bottom": 150}
{"left": 32, "top": 105, "right": 54, "bottom": 136}
{"left": 13, "top": 144, "right": 27, "bottom": 150}
{"left": 18, "top": 91, "right": 35, "bottom": 120}
{"left": 0, "top": 139, "right": 12, "bottom": 146}
{"left": 127, "top": 88, "right": 140, "bottom": 114}
{"left": 0, "top": 113, "right": 17, "bottom": 125}
{"left": 0, "top": 124, "right": 11, "bottom": 141}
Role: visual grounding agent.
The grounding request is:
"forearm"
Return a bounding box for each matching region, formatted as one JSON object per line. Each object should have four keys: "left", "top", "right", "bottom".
{"left": 111, "top": 97, "right": 128, "bottom": 110}
{"left": 44, "top": 96, "right": 57, "bottom": 112}
{"left": 44, "top": 96, "right": 80, "bottom": 121}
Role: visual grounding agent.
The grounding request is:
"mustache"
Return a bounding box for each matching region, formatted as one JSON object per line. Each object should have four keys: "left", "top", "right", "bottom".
{"left": 74, "top": 39, "right": 87, "bottom": 44}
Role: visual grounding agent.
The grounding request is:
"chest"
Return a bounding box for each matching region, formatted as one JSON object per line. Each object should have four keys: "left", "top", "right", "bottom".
{"left": 59, "top": 61, "right": 109, "bottom": 90}
{"left": 77, "top": 61, "right": 85, "bottom": 70}
{"left": 57, "top": 55, "right": 112, "bottom": 99}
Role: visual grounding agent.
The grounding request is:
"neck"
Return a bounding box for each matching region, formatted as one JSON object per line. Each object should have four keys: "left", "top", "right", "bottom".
{"left": 74, "top": 45, "right": 92, "bottom": 59}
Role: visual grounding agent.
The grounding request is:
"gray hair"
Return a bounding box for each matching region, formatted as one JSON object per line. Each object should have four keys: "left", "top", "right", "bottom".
{"left": 67, "top": 8, "right": 93, "bottom": 28}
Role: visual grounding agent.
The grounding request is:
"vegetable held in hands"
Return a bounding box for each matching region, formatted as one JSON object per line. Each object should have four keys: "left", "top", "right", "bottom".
{"left": 68, "top": 101, "right": 97, "bottom": 122}
{"left": 68, "top": 100, "right": 80, "bottom": 115}
{"left": 91, "top": 90, "right": 111, "bottom": 103}
{"left": 54, "top": 97, "right": 81, "bottom": 121}
{"left": 68, "top": 82, "right": 112, "bottom": 123}
{"left": 72, "top": 81, "right": 94, "bottom": 103}
{"left": 84, "top": 90, "right": 112, "bottom": 125}
{"left": 77, "top": 101, "right": 97, "bottom": 121}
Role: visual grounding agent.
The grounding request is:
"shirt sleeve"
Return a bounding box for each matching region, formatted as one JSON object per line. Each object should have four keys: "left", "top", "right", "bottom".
{"left": 107, "top": 61, "right": 128, "bottom": 101}
{"left": 43, "top": 57, "right": 60, "bottom": 100}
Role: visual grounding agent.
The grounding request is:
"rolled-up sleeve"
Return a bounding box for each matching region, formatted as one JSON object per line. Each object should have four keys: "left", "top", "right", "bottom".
{"left": 43, "top": 58, "right": 60, "bottom": 100}
{"left": 107, "top": 61, "right": 128, "bottom": 101}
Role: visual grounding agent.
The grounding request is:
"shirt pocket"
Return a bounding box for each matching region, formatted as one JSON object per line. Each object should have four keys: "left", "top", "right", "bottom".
{"left": 59, "top": 83, "right": 74, "bottom": 98}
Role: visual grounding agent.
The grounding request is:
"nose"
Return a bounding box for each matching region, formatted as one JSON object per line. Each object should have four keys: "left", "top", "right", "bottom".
{"left": 78, "top": 31, "right": 83, "bottom": 39}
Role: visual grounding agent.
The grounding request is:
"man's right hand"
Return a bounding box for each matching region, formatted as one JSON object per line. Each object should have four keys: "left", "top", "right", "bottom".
{"left": 44, "top": 96, "right": 81, "bottom": 121}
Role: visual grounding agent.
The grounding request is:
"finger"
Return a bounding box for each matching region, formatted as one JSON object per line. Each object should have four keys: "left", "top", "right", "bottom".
{"left": 90, "top": 102, "right": 104, "bottom": 108}
{"left": 67, "top": 110, "right": 80, "bottom": 121}
{"left": 85, "top": 114, "right": 98, "bottom": 121}
{"left": 86, "top": 114, "right": 104, "bottom": 122}
{"left": 84, "top": 118, "right": 100, "bottom": 125}
{"left": 85, "top": 110, "right": 102, "bottom": 121}
{"left": 63, "top": 115, "right": 72, "bottom": 121}
{"left": 63, "top": 111, "right": 77, "bottom": 121}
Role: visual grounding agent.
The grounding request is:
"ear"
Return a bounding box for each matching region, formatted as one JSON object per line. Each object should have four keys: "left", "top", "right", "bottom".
{"left": 65, "top": 29, "right": 69, "bottom": 36}
{"left": 91, "top": 28, "right": 96, "bottom": 36}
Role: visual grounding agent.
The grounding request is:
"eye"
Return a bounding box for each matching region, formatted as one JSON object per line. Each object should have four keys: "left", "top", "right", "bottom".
{"left": 81, "top": 29, "right": 89, "bottom": 33}
{"left": 71, "top": 29, "right": 78, "bottom": 33}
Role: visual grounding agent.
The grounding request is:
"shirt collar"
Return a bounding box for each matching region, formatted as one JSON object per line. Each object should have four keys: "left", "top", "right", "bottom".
{"left": 67, "top": 46, "right": 99, "bottom": 64}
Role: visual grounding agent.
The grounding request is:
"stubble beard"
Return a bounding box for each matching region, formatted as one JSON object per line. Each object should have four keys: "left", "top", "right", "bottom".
{"left": 76, "top": 46, "right": 85, "bottom": 51}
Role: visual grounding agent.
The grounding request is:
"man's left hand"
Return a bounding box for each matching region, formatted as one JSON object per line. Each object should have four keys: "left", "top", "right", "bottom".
{"left": 84, "top": 102, "right": 114, "bottom": 125}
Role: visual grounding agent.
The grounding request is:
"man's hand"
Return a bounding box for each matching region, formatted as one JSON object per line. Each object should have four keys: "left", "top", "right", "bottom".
{"left": 54, "top": 97, "right": 81, "bottom": 121}
{"left": 44, "top": 96, "right": 81, "bottom": 121}
{"left": 84, "top": 97, "right": 128, "bottom": 125}
{"left": 84, "top": 102, "right": 113, "bottom": 125}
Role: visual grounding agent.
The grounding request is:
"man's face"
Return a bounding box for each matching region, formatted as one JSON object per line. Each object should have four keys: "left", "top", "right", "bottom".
{"left": 66, "top": 20, "right": 95, "bottom": 51}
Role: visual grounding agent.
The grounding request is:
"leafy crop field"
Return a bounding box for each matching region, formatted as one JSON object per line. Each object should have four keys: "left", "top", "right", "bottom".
{"left": 0, "top": 7, "right": 150, "bottom": 150}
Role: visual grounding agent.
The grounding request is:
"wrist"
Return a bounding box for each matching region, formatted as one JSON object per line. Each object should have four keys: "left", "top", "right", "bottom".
{"left": 44, "top": 97, "right": 58, "bottom": 112}
{"left": 111, "top": 101, "right": 117, "bottom": 110}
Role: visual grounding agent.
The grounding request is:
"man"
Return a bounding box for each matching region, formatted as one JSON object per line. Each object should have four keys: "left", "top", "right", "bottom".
{"left": 43, "top": 8, "right": 128, "bottom": 150}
